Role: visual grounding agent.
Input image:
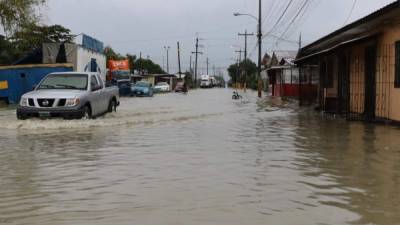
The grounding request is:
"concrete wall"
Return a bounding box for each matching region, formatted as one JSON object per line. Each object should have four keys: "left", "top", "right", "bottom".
{"left": 76, "top": 46, "right": 107, "bottom": 82}
{"left": 378, "top": 26, "right": 400, "bottom": 121}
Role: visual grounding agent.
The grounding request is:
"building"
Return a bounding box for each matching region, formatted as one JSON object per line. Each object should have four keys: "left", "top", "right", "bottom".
{"left": 140, "top": 74, "right": 179, "bottom": 89}
{"left": 0, "top": 34, "right": 105, "bottom": 104}
{"left": 296, "top": 0, "right": 400, "bottom": 122}
{"left": 266, "top": 51, "right": 302, "bottom": 97}
{"left": 0, "top": 64, "right": 73, "bottom": 104}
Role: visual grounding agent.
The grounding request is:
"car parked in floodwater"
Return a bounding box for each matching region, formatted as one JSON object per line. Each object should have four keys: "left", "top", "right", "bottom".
{"left": 154, "top": 82, "right": 170, "bottom": 93}
{"left": 17, "top": 72, "right": 120, "bottom": 120}
{"left": 131, "top": 81, "right": 154, "bottom": 97}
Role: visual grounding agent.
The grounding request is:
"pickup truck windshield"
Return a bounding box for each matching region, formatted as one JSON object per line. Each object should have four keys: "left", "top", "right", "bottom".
{"left": 38, "top": 74, "right": 88, "bottom": 90}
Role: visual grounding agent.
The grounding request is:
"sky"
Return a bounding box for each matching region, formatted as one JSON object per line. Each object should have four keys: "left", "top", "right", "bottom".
{"left": 44, "top": 0, "right": 395, "bottom": 75}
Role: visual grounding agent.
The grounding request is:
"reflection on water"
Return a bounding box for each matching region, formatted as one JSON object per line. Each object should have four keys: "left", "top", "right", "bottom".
{"left": 0, "top": 89, "right": 400, "bottom": 225}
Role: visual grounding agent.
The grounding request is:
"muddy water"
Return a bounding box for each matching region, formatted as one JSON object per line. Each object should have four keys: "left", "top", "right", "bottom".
{"left": 0, "top": 89, "right": 400, "bottom": 225}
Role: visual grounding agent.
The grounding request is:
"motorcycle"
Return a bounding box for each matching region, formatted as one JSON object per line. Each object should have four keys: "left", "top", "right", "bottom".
{"left": 232, "top": 91, "right": 242, "bottom": 100}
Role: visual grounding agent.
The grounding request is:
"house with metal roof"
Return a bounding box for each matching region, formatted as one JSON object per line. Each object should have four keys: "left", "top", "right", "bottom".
{"left": 296, "top": 0, "right": 400, "bottom": 122}
{"left": 267, "top": 51, "right": 302, "bottom": 97}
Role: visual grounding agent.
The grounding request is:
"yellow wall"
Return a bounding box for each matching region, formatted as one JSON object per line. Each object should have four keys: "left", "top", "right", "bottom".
{"left": 377, "top": 26, "right": 400, "bottom": 121}
{"left": 347, "top": 25, "right": 400, "bottom": 121}
{"left": 349, "top": 44, "right": 366, "bottom": 114}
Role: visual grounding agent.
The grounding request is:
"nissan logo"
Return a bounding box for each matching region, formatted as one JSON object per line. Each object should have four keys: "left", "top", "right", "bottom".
{"left": 42, "top": 100, "right": 50, "bottom": 106}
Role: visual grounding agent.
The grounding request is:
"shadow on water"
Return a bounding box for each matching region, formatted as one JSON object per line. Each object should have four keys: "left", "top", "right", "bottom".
{"left": 293, "top": 111, "right": 400, "bottom": 224}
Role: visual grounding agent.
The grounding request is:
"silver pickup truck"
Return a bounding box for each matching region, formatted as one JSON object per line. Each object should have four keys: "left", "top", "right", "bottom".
{"left": 17, "top": 72, "right": 120, "bottom": 120}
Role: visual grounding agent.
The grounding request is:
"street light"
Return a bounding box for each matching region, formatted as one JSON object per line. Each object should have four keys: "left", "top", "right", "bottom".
{"left": 233, "top": 12, "right": 258, "bottom": 21}
{"left": 233, "top": 0, "right": 263, "bottom": 98}
{"left": 164, "top": 46, "right": 170, "bottom": 74}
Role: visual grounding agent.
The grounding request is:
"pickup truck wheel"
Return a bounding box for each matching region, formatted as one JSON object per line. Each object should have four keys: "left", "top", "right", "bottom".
{"left": 108, "top": 100, "right": 117, "bottom": 113}
{"left": 17, "top": 113, "right": 27, "bottom": 120}
{"left": 82, "top": 106, "right": 92, "bottom": 119}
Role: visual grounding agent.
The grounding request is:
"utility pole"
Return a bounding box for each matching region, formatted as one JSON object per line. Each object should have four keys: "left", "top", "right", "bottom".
{"left": 206, "top": 57, "right": 210, "bottom": 75}
{"left": 189, "top": 55, "right": 192, "bottom": 73}
{"left": 235, "top": 49, "right": 244, "bottom": 62}
{"left": 164, "top": 46, "right": 170, "bottom": 74}
{"left": 239, "top": 30, "right": 254, "bottom": 91}
{"left": 257, "top": 0, "right": 263, "bottom": 98}
{"left": 235, "top": 49, "right": 244, "bottom": 88}
{"left": 177, "top": 42, "right": 182, "bottom": 78}
{"left": 213, "top": 65, "right": 216, "bottom": 76}
{"left": 139, "top": 52, "right": 142, "bottom": 75}
{"left": 299, "top": 32, "right": 302, "bottom": 50}
{"left": 192, "top": 38, "right": 203, "bottom": 88}
{"left": 238, "top": 30, "right": 254, "bottom": 61}
{"left": 163, "top": 55, "right": 165, "bottom": 72}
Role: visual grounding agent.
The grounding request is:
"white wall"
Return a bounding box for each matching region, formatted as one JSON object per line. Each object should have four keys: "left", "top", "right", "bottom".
{"left": 76, "top": 46, "right": 106, "bottom": 81}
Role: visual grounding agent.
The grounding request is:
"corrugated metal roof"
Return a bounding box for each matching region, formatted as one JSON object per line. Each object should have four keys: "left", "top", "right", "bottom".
{"left": 297, "top": 0, "right": 400, "bottom": 60}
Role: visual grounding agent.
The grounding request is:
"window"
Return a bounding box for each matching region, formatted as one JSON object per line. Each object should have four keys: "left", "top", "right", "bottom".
{"left": 395, "top": 41, "right": 400, "bottom": 88}
{"left": 91, "top": 76, "right": 99, "bottom": 91}
{"left": 38, "top": 74, "right": 88, "bottom": 90}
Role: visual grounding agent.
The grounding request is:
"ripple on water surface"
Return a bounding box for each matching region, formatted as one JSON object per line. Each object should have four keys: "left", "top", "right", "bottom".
{"left": 0, "top": 89, "right": 400, "bottom": 225}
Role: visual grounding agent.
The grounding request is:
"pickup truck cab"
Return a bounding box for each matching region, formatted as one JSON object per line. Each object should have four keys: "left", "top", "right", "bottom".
{"left": 17, "top": 72, "right": 120, "bottom": 120}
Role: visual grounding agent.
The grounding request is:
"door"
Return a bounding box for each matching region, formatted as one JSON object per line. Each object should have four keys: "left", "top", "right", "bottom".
{"left": 89, "top": 75, "right": 102, "bottom": 115}
{"left": 364, "top": 45, "right": 377, "bottom": 120}
{"left": 338, "top": 53, "right": 350, "bottom": 114}
{"left": 96, "top": 75, "right": 109, "bottom": 112}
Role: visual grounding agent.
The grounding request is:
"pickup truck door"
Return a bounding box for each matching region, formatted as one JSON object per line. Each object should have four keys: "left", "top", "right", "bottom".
{"left": 89, "top": 75, "right": 103, "bottom": 115}
{"left": 96, "top": 75, "right": 109, "bottom": 112}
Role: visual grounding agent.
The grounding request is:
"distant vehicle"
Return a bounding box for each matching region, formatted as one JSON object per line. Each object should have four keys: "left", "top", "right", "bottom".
{"left": 154, "top": 82, "right": 170, "bottom": 93}
{"left": 131, "top": 81, "right": 154, "bottom": 97}
{"left": 175, "top": 81, "right": 188, "bottom": 93}
{"left": 200, "top": 75, "right": 212, "bottom": 88}
{"left": 17, "top": 72, "right": 120, "bottom": 120}
{"left": 110, "top": 79, "right": 131, "bottom": 96}
{"left": 107, "top": 60, "right": 130, "bottom": 82}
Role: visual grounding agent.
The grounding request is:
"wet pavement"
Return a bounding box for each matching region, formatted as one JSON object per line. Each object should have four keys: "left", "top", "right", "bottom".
{"left": 0, "top": 89, "right": 400, "bottom": 225}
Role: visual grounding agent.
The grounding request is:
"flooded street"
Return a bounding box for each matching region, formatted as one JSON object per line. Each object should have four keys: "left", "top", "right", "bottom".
{"left": 0, "top": 89, "right": 400, "bottom": 225}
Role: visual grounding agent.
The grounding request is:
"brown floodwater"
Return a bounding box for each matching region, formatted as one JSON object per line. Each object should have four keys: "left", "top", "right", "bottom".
{"left": 0, "top": 89, "right": 399, "bottom": 225}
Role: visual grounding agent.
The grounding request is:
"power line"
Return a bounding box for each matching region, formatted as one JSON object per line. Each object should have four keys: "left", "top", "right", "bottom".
{"left": 266, "top": 0, "right": 294, "bottom": 35}
{"left": 344, "top": 0, "right": 358, "bottom": 25}
{"left": 277, "top": 0, "right": 310, "bottom": 42}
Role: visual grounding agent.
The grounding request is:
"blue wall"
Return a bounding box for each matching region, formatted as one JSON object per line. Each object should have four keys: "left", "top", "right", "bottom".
{"left": 0, "top": 65, "right": 73, "bottom": 104}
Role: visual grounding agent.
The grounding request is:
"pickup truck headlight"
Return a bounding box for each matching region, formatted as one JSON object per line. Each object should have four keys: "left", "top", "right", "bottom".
{"left": 65, "top": 98, "right": 80, "bottom": 107}
{"left": 20, "top": 97, "right": 28, "bottom": 107}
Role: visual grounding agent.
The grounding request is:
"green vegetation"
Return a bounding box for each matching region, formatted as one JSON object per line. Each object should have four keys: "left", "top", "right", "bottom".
{"left": 227, "top": 59, "right": 257, "bottom": 89}
{"left": 135, "top": 58, "right": 165, "bottom": 74}
{"left": 0, "top": 0, "right": 46, "bottom": 37}
{"left": 0, "top": 23, "right": 73, "bottom": 65}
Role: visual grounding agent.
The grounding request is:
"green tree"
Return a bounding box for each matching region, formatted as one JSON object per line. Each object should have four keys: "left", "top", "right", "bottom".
{"left": 10, "top": 23, "right": 74, "bottom": 55}
{"left": 0, "top": 0, "right": 46, "bottom": 37}
{"left": 135, "top": 58, "right": 165, "bottom": 74}
{"left": 126, "top": 54, "right": 136, "bottom": 73}
{"left": 104, "top": 46, "right": 125, "bottom": 62}
{"left": 227, "top": 59, "right": 257, "bottom": 89}
{"left": 0, "top": 35, "right": 13, "bottom": 64}
{"left": 0, "top": 23, "right": 73, "bottom": 64}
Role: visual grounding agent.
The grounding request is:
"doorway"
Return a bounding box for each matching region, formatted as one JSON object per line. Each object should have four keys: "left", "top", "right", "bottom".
{"left": 364, "top": 45, "right": 377, "bottom": 120}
